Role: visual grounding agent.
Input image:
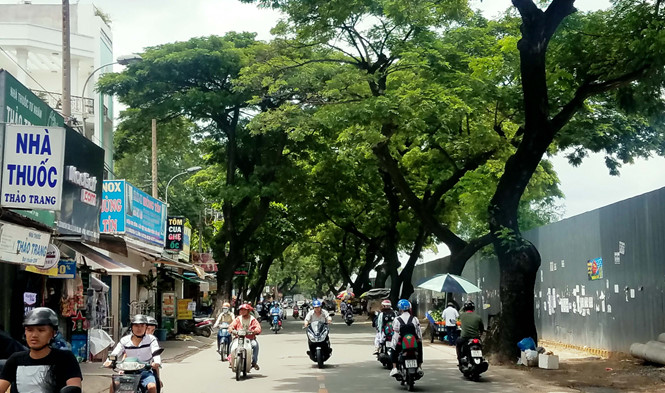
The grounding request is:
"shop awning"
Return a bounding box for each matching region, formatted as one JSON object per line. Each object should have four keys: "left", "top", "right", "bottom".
{"left": 157, "top": 258, "right": 200, "bottom": 274}
{"left": 165, "top": 270, "right": 200, "bottom": 283}
{"left": 61, "top": 241, "right": 140, "bottom": 275}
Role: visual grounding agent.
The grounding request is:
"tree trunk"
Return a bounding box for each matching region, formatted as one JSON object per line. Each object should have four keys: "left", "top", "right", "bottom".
{"left": 397, "top": 226, "right": 427, "bottom": 300}
{"left": 248, "top": 257, "right": 273, "bottom": 303}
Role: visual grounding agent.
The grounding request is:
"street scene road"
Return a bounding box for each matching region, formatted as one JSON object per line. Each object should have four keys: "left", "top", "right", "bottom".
{"left": 161, "top": 316, "right": 529, "bottom": 393}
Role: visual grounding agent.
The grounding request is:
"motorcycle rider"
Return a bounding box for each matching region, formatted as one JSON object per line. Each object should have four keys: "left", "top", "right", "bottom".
{"left": 388, "top": 299, "right": 424, "bottom": 378}
{"left": 146, "top": 316, "right": 158, "bottom": 336}
{"left": 456, "top": 301, "right": 484, "bottom": 365}
{"left": 270, "top": 302, "right": 282, "bottom": 327}
{"left": 228, "top": 303, "right": 262, "bottom": 370}
{"left": 303, "top": 300, "right": 332, "bottom": 328}
{"left": 0, "top": 307, "right": 83, "bottom": 393}
{"left": 373, "top": 299, "right": 395, "bottom": 355}
{"left": 105, "top": 314, "right": 161, "bottom": 393}
{"left": 213, "top": 302, "right": 235, "bottom": 328}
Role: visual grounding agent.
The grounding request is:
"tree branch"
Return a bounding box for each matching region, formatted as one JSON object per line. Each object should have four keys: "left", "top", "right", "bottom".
{"left": 551, "top": 66, "right": 651, "bottom": 133}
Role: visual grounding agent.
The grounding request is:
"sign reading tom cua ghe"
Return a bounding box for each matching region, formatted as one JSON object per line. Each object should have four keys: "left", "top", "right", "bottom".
{"left": 1, "top": 125, "right": 65, "bottom": 211}
{"left": 165, "top": 216, "right": 185, "bottom": 251}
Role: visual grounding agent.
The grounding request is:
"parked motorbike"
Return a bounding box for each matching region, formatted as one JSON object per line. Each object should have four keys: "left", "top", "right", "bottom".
{"left": 217, "top": 322, "right": 232, "bottom": 361}
{"left": 306, "top": 321, "right": 332, "bottom": 368}
{"left": 292, "top": 305, "right": 300, "bottom": 319}
{"left": 394, "top": 344, "right": 421, "bottom": 391}
{"left": 344, "top": 308, "right": 354, "bottom": 326}
{"left": 109, "top": 348, "right": 163, "bottom": 393}
{"left": 270, "top": 313, "right": 282, "bottom": 333}
{"left": 230, "top": 329, "right": 254, "bottom": 381}
{"left": 377, "top": 325, "right": 394, "bottom": 369}
{"left": 178, "top": 316, "right": 213, "bottom": 337}
{"left": 458, "top": 337, "right": 489, "bottom": 380}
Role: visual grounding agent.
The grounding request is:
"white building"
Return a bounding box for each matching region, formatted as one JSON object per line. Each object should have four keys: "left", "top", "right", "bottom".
{"left": 0, "top": 1, "right": 115, "bottom": 175}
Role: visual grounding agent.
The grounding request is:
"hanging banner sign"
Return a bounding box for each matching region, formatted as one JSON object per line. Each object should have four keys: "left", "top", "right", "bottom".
{"left": 162, "top": 292, "right": 176, "bottom": 318}
{"left": 100, "top": 180, "right": 166, "bottom": 247}
{"left": 1, "top": 125, "right": 66, "bottom": 211}
{"left": 0, "top": 221, "right": 50, "bottom": 266}
{"left": 165, "top": 216, "right": 185, "bottom": 251}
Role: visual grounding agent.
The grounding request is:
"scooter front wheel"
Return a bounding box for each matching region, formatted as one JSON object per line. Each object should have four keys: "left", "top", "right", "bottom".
{"left": 235, "top": 352, "right": 243, "bottom": 381}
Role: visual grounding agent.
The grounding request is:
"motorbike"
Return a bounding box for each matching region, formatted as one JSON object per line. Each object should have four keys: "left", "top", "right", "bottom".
{"left": 458, "top": 337, "right": 489, "bottom": 380}
{"left": 306, "top": 321, "right": 332, "bottom": 368}
{"left": 230, "top": 329, "right": 254, "bottom": 381}
{"left": 292, "top": 305, "right": 300, "bottom": 319}
{"left": 377, "top": 325, "right": 394, "bottom": 369}
{"left": 178, "top": 316, "right": 213, "bottom": 337}
{"left": 270, "top": 313, "right": 282, "bottom": 333}
{"left": 217, "top": 322, "right": 232, "bottom": 361}
{"left": 394, "top": 342, "right": 421, "bottom": 392}
{"left": 109, "top": 348, "right": 163, "bottom": 393}
{"left": 344, "top": 308, "right": 354, "bottom": 326}
{"left": 300, "top": 303, "right": 310, "bottom": 319}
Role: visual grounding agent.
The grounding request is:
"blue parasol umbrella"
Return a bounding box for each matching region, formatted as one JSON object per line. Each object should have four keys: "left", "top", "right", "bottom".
{"left": 415, "top": 273, "right": 481, "bottom": 294}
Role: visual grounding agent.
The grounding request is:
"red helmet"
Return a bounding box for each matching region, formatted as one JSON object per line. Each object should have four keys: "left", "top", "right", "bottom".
{"left": 381, "top": 300, "right": 392, "bottom": 308}
{"left": 239, "top": 303, "right": 254, "bottom": 311}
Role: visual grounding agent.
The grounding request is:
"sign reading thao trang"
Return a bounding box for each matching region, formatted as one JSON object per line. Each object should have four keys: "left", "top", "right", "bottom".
{"left": 1, "top": 125, "right": 65, "bottom": 210}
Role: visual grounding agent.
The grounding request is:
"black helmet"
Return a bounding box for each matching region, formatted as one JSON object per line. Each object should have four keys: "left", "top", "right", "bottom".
{"left": 23, "top": 307, "right": 59, "bottom": 330}
{"left": 130, "top": 314, "right": 149, "bottom": 325}
{"left": 463, "top": 301, "right": 475, "bottom": 311}
{"left": 146, "top": 316, "right": 158, "bottom": 326}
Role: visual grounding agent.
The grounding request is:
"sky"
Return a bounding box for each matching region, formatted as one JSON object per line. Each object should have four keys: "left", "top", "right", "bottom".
{"left": 6, "top": 0, "right": 662, "bottom": 223}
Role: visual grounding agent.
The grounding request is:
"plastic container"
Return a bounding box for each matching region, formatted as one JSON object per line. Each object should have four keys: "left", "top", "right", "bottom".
{"left": 155, "top": 329, "right": 167, "bottom": 341}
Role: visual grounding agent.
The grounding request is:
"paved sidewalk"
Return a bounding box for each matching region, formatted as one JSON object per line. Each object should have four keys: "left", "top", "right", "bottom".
{"left": 81, "top": 335, "right": 215, "bottom": 393}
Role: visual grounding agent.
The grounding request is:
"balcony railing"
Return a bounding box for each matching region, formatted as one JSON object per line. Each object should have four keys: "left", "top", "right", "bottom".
{"left": 31, "top": 89, "right": 97, "bottom": 117}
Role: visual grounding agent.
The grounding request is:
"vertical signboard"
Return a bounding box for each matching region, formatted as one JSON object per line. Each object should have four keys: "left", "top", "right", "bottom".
{"left": 179, "top": 226, "right": 191, "bottom": 262}
{"left": 165, "top": 216, "right": 185, "bottom": 251}
{"left": 124, "top": 182, "right": 166, "bottom": 247}
{"left": 57, "top": 128, "right": 104, "bottom": 241}
{"left": 100, "top": 180, "right": 126, "bottom": 234}
{"left": 0, "top": 70, "right": 64, "bottom": 127}
{"left": 1, "top": 125, "right": 66, "bottom": 211}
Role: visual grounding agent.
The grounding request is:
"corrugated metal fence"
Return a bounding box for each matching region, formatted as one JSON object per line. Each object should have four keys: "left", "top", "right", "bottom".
{"left": 411, "top": 186, "right": 665, "bottom": 353}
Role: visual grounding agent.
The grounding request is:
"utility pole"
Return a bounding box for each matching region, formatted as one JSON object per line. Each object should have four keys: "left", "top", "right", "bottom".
{"left": 62, "top": 0, "right": 71, "bottom": 123}
{"left": 152, "top": 119, "right": 158, "bottom": 199}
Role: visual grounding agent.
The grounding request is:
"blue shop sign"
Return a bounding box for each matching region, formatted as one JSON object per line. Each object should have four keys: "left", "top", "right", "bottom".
{"left": 99, "top": 180, "right": 166, "bottom": 247}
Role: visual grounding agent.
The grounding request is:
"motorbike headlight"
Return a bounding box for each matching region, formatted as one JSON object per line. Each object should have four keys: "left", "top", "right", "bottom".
{"left": 307, "top": 331, "right": 317, "bottom": 342}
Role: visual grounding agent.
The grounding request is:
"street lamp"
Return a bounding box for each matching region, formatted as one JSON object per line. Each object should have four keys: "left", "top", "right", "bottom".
{"left": 81, "top": 54, "right": 142, "bottom": 136}
{"left": 165, "top": 166, "right": 203, "bottom": 210}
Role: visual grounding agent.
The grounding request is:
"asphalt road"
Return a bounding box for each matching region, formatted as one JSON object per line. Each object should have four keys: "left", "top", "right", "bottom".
{"left": 160, "top": 313, "right": 530, "bottom": 392}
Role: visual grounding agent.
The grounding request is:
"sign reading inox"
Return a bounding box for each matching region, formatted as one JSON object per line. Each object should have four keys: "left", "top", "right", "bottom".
{"left": 1, "top": 125, "right": 65, "bottom": 210}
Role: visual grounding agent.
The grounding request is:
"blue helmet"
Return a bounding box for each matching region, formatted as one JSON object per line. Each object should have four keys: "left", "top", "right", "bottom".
{"left": 397, "top": 299, "right": 411, "bottom": 311}
{"left": 312, "top": 300, "right": 322, "bottom": 307}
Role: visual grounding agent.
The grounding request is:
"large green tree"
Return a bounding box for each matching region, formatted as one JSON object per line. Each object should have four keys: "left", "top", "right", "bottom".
{"left": 98, "top": 33, "right": 299, "bottom": 302}
{"left": 483, "top": 0, "right": 665, "bottom": 359}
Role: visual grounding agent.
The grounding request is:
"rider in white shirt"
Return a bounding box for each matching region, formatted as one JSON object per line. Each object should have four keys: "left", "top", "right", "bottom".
{"left": 304, "top": 300, "right": 332, "bottom": 327}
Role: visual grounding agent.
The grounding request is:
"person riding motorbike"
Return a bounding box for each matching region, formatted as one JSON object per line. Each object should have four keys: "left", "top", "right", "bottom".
{"left": 0, "top": 307, "right": 83, "bottom": 393}
{"left": 105, "top": 314, "right": 161, "bottom": 393}
{"left": 213, "top": 302, "right": 235, "bottom": 328}
{"left": 145, "top": 316, "right": 158, "bottom": 336}
{"left": 228, "top": 304, "right": 262, "bottom": 370}
{"left": 456, "top": 301, "right": 484, "bottom": 366}
{"left": 270, "top": 302, "right": 282, "bottom": 327}
{"left": 388, "top": 299, "right": 423, "bottom": 378}
{"left": 373, "top": 300, "right": 396, "bottom": 355}
{"left": 303, "top": 300, "right": 332, "bottom": 328}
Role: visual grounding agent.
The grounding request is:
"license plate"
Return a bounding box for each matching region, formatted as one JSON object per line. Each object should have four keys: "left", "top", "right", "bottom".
{"left": 471, "top": 350, "right": 483, "bottom": 358}
{"left": 405, "top": 359, "right": 418, "bottom": 368}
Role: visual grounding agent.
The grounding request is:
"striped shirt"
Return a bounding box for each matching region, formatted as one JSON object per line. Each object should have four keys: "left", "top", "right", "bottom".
{"left": 110, "top": 334, "right": 162, "bottom": 364}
